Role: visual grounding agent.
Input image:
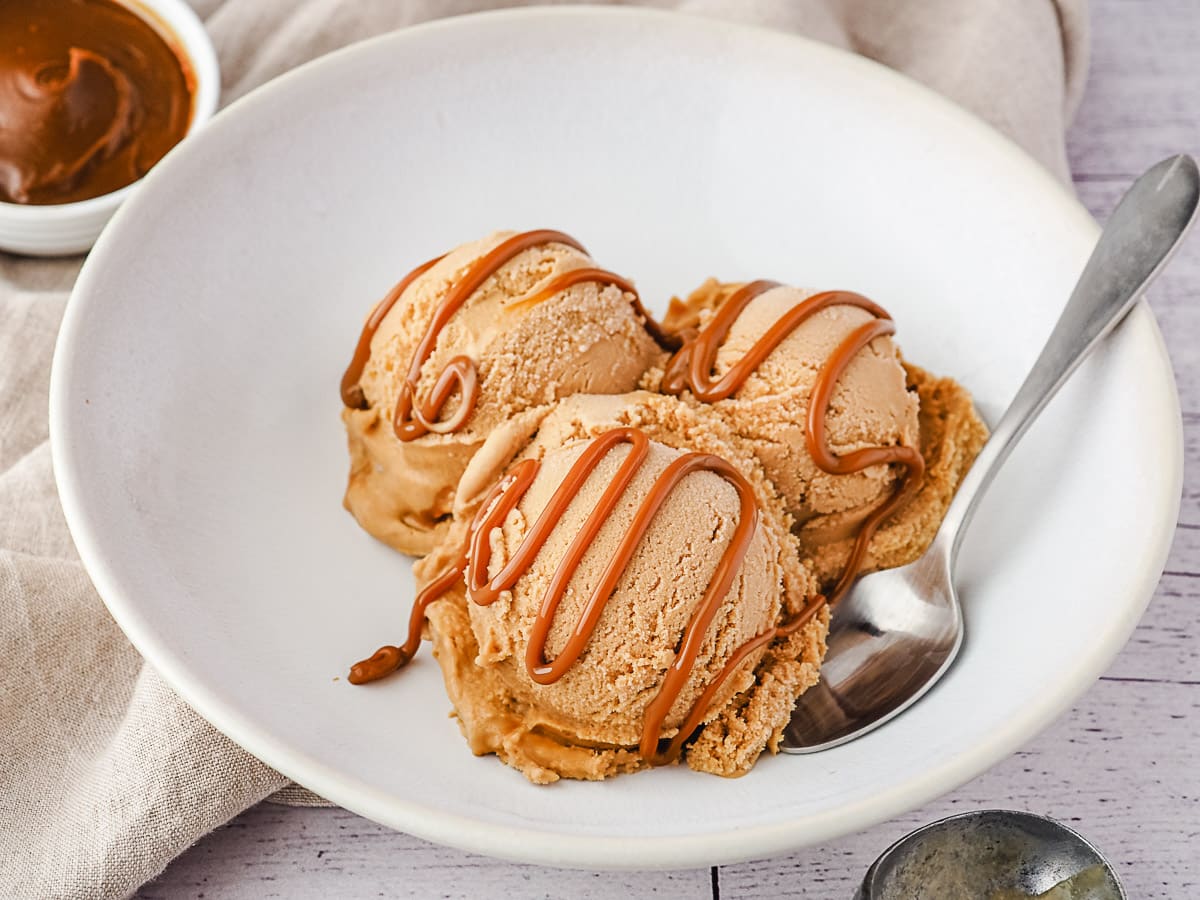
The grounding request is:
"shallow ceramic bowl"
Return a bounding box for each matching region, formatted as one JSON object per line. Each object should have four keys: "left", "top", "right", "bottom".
{"left": 49, "top": 8, "right": 1181, "bottom": 870}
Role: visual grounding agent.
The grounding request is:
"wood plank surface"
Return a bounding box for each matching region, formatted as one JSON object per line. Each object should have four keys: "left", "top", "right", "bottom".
{"left": 137, "top": 1, "right": 1200, "bottom": 897}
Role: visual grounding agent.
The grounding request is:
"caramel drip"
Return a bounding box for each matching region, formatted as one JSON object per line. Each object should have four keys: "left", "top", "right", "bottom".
{"left": 662, "top": 283, "right": 925, "bottom": 613}
{"left": 340, "top": 230, "right": 678, "bottom": 441}
{"left": 346, "top": 465, "right": 537, "bottom": 685}
{"left": 347, "top": 559, "right": 466, "bottom": 685}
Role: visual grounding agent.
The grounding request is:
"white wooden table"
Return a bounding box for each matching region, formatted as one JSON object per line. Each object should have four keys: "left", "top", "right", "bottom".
{"left": 136, "top": 3, "right": 1200, "bottom": 896}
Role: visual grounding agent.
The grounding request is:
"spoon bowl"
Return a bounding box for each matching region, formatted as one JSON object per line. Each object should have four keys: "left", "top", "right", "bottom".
{"left": 785, "top": 543, "right": 959, "bottom": 750}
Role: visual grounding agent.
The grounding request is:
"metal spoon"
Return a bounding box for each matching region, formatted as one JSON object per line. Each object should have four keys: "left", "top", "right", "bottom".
{"left": 782, "top": 154, "right": 1200, "bottom": 753}
{"left": 857, "top": 810, "right": 1126, "bottom": 899}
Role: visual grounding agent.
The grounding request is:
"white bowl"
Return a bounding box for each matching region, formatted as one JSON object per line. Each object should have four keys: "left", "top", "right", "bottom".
{"left": 50, "top": 8, "right": 1181, "bottom": 870}
{"left": 0, "top": 0, "right": 219, "bottom": 257}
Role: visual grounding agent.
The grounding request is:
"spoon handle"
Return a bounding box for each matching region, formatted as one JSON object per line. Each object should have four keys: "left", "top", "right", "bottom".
{"left": 936, "top": 155, "right": 1200, "bottom": 564}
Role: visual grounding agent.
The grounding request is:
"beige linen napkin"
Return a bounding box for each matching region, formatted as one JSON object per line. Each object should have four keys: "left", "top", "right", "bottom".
{"left": 0, "top": 2, "right": 1086, "bottom": 897}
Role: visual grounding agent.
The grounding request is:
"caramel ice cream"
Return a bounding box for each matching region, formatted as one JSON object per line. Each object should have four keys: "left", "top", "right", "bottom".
{"left": 656, "top": 279, "right": 919, "bottom": 533}
{"left": 418, "top": 392, "right": 828, "bottom": 782}
{"left": 341, "top": 239, "right": 988, "bottom": 784}
{"left": 340, "top": 230, "right": 670, "bottom": 556}
{"left": 653, "top": 279, "right": 986, "bottom": 595}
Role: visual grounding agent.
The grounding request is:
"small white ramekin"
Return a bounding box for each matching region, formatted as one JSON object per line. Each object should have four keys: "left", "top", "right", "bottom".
{"left": 0, "top": 0, "right": 219, "bottom": 257}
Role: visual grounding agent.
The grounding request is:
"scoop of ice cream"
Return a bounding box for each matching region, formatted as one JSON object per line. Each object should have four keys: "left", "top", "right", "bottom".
{"left": 654, "top": 280, "right": 920, "bottom": 547}
{"left": 421, "top": 392, "right": 827, "bottom": 780}
{"left": 470, "top": 431, "right": 779, "bottom": 747}
{"left": 653, "top": 281, "right": 989, "bottom": 595}
{"left": 342, "top": 231, "right": 666, "bottom": 555}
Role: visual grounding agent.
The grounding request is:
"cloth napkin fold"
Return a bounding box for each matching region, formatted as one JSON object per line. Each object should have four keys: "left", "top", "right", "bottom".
{"left": 0, "top": 1, "right": 1086, "bottom": 897}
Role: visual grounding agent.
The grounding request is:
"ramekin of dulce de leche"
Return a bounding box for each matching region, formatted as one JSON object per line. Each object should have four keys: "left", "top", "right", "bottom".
{"left": 0, "top": 0, "right": 219, "bottom": 256}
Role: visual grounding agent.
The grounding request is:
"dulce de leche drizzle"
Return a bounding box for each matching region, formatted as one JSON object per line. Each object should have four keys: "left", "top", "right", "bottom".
{"left": 349, "top": 426, "right": 792, "bottom": 766}
{"left": 339, "top": 231, "right": 677, "bottom": 441}
{"left": 0, "top": 0, "right": 194, "bottom": 205}
{"left": 662, "top": 281, "right": 926, "bottom": 608}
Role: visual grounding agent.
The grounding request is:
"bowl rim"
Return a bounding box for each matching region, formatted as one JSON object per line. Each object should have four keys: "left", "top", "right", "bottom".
{"left": 48, "top": 5, "right": 1184, "bottom": 871}
{"left": 0, "top": 0, "right": 220, "bottom": 218}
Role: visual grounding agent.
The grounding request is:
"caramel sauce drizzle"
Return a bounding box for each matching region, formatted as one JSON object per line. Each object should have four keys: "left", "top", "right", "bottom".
{"left": 662, "top": 281, "right": 926, "bottom": 610}
{"left": 339, "top": 231, "right": 678, "bottom": 442}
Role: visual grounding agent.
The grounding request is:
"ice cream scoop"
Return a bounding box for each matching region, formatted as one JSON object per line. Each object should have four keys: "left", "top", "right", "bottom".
{"left": 654, "top": 279, "right": 987, "bottom": 604}
{"left": 351, "top": 392, "right": 829, "bottom": 781}
{"left": 340, "top": 229, "right": 671, "bottom": 556}
{"left": 658, "top": 279, "right": 920, "bottom": 543}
